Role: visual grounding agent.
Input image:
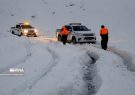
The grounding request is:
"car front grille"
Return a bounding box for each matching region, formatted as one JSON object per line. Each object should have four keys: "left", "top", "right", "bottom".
{"left": 84, "top": 37, "right": 95, "bottom": 40}
{"left": 83, "top": 33, "right": 94, "bottom": 36}
{"left": 28, "top": 30, "right": 35, "bottom": 33}
{"left": 28, "top": 30, "right": 35, "bottom": 35}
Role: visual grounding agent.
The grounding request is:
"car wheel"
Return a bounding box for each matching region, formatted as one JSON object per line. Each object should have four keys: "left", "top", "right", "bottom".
{"left": 72, "top": 37, "right": 76, "bottom": 44}
{"left": 12, "top": 31, "right": 14, "bottom": 34}
{"left": 18, "top": 32, "right": 22, "bottom": 37}
{"left": 34, "top": 34, "right": 37, "bottom": 37}
{"left": 58, "top": 35, "right": 61, "bottom": 41}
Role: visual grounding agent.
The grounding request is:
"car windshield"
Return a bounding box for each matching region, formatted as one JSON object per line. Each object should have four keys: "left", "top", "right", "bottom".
{"left": 21, "top": 25, "right": 33, "bottom": 29}
{"left": 72, "top": 26, "right": 89, "bottom": 31}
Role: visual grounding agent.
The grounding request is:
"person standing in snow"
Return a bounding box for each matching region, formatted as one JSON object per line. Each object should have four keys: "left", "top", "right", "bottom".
{"left": 60, "top": 26, "right": 70, "bottom": 45}
{"left": 99, "top": 25, "right": 109, "bottom": 50}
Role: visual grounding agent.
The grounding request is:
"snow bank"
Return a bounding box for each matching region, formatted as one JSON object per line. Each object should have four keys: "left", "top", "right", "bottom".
{"left": 0, "top": 38, "right": 96, "bottom": 95}
{"left": 108, "top": 47, "right": 135, "bottom": 72}
{"left": 82, "top": 45, "right": 135, "bottom": 95}
{"left": 0, "top": 33, "right": 29, "bottom": 72}
{"left": 19, "top": 43, "right": 93, "bottom": 95}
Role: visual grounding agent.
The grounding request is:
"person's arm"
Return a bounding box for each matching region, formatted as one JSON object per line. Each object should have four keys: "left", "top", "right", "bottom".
{"left": 60, "top": 27, "right": 64, "bottom": 35}
{"left": 107, "top": 28, "right": 109, "bottom": 34}
{"left": 100, "top": 29, "right": 102, "bottom": 36}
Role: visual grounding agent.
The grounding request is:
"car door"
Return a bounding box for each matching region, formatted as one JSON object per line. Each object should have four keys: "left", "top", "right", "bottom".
{"left": 65, "top": 26, "right": 72, "bottom": 41}
{"left": 15, "top": 25, "right": 21, "bottom": 35}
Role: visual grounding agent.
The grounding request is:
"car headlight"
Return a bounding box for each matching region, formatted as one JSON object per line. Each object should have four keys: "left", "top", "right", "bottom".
{"left": 23, "top": 30, "right": 28, "bottom": 34}
{"left": 34, "top": 29, "right": 38, "bottom": 35}
{"left": 34, "top": 29, "right": 38, "bottom": 32}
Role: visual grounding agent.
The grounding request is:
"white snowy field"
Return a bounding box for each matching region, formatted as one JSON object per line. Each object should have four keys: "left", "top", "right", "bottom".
{"left": 0, "top": 0, "right": 135, "bottom": 95}
{"left": 0, "top": 34, "right": 135, "bottom": 95}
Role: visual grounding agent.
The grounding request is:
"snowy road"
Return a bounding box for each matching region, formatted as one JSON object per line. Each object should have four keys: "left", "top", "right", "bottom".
{"left": 1, "top": 0, "right": 135, "bottom": 94}
{"left": 84, "top": 44, "right": 135, "bottom": 95}
{"left": 91, "top": 43, "right": 135, "bottom": 73}
{"left": 0, "top": 36, "right": 96, "bottom": 95}
{"left": 108, "top": 47, "right": 135, "bottom": 72}
{"left": 0, "top": 36, "right": 135, "bottom": 95}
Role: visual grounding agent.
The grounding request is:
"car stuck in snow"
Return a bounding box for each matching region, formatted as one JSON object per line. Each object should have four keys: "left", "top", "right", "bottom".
{"left": 56, "top": 23, "right": 96, "bottom": 44}
{"left": 10, "top": 22, "right": 38, "bottom": 37}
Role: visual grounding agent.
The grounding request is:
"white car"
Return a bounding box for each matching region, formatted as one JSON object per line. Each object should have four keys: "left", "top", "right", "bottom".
{"left": 10, "top": 23, "right": 38, "bottom": 37}
{"left": 56, "top": 23, "right": 96, "bottom": 44}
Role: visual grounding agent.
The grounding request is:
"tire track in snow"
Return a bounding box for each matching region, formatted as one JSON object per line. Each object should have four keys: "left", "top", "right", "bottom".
{"left": 83, "top": 49, "right": 100, "bottom": 95}
{"left": 11, "top": 46, "right": 59, "bottom": 95}
{"left": 92, "top": 44, "right": 135, "bottom": 72}
{"left": 82, "top": 44, "right": 135, "bottom": 95}
{"left": 0, "top": 38, "right": 32, "bottom": 74}
{"left": 28, "top": 46, "right": 59, "bottom": 89}
{"left": 29, "top": 36, "right": 57, "bottom": 44}
{"left": 108, "top": 47, "right": 135, "bottom": 72}
{"left": 83, "top": 57, "right": 96, "bottom": 95}
{"left": 80, "top": 46, "right": 99, "bottom": 95}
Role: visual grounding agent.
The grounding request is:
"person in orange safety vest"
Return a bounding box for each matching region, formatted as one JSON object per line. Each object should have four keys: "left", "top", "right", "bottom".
{"left": 99, "top": 25, "right": 109, "bottom": 50}
{"left": 60, "top": 26, "right": 70, "bottom": 45}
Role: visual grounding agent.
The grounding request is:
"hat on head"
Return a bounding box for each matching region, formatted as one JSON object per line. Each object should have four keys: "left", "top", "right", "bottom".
{"left": 101, "top": 25, "right": 105, "bottom": 28}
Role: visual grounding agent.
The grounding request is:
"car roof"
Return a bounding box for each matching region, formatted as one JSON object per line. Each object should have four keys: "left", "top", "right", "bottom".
{"left": 17, "top": 23, "right": 31, "bottom": 26}
{"left": 69, "top": 23, "right": 81, "bottom": 25}
{"left": 16, "top": 23, "right": 23, "bottom": 25}
{"left": 67, "top": 23, "right": 83, "bottom": 27}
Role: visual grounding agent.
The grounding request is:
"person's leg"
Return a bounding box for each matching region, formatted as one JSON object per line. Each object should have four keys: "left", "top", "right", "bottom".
{"left": 106, "top": 35, "right": 108, "bottom": 50}
{"left": 104, "top": 34, "right": 108, "bottom": 50}
{"left": 63, "top": 39, "right": 66, "bottom": 45}
{"left": 62, "top": 35, "right": 66, "bottom": 45}
{"left": 104, "top": 41, "right": 107, "bottom": 50}
{"left": 101, "top": 39, "right": 104, "bottom": 49}
{"left": 103, "top": 40, "right": 106, "bottom": 50}
{"left": 61, "top": 35, "right": 64, "bottom": 44}
{"left": 101, "top": 35, "right": 105, "bottom": 49}
{"left": 64, "top": 35, "right": 68, "bottom": 45}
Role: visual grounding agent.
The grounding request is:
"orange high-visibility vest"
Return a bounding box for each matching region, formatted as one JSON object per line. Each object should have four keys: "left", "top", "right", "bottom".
{"left": 100, "top": 28, "right": 108, "bottom": 35}
{"left": 60, "top": 26, "right": 70, "bottom": 35}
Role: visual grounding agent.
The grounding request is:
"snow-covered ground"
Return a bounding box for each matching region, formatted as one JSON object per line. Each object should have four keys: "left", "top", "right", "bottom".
{"left": 0, "top": 0, "right": 135, "bottom": 95}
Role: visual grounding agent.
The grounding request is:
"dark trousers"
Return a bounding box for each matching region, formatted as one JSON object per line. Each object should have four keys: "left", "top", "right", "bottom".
{"left": 62, "top": 35, "right": 68, "bottom": 45}
{"left": 101, "top": 34, "right": 108, "bottom": 50}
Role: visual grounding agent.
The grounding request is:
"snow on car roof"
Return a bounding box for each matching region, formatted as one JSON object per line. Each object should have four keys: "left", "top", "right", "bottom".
{"left": 69, "top": 23, "right": 82, "bottom": 26}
